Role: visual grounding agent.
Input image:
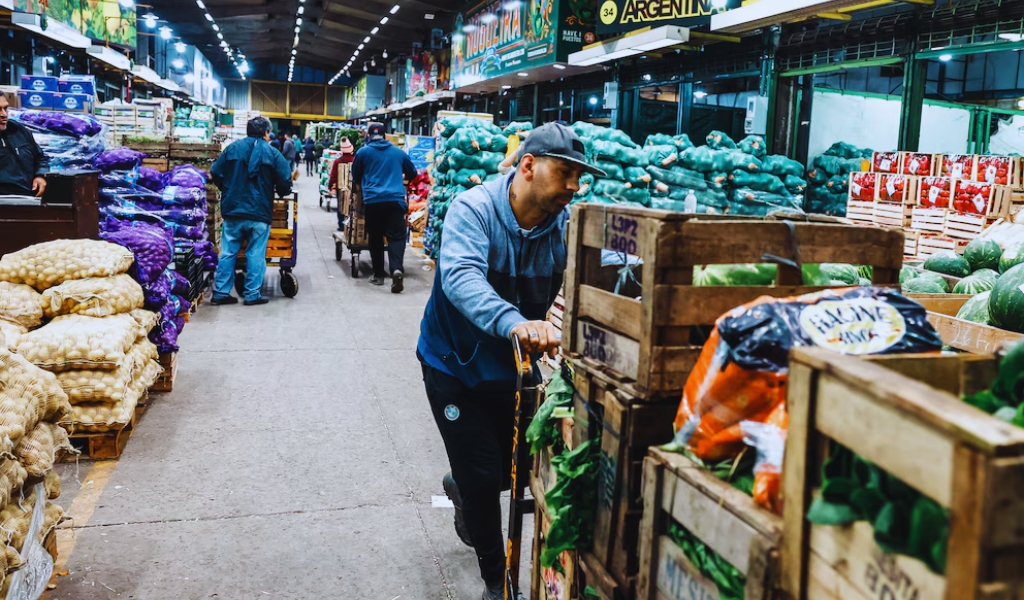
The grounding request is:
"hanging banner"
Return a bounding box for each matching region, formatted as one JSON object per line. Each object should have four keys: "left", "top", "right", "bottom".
{"left": 405, "top": 50, "right": 451, "bottom": 98}
{"left": 596, "top": 0, "right": 740, "bottom": 35}
{"left": 15, "top": 0, "right": 137, "bottom": 47}
{"left": 450, "top": 0, "right": 595, "bottom": 89}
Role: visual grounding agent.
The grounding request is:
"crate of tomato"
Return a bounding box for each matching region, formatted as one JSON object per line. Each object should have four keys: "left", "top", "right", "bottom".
{"left": 847, "top": 171, "right": 877, "bottom": 202}
{"left": 871, "top": 151, "right": 901, "bottom": 174}
{"left": 938, "top": 154, "right": 975, "bottom": 179}
{"left": 876, "top": 174, "right": 917, "bottom": 204}
{"left": 916, "top": 176, "right": 954, "bottom": 208}
{"left": 951, "top": 180, "right": 1010, "bottom": 217}
{"left": 901, "top": 152, "right": 937, "bottom": 176}
{"left": 975, "top": 155, "right": 1021, "bottom": 187}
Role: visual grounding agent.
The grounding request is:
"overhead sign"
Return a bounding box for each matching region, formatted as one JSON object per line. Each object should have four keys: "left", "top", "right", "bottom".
{"left": 15, "top": 0, "right": 138, "bottom": 47}
{"left": 597, "top": 0, "right": 739, "bottom": 35}
{"left": 450, "top": 0, "right": 595, "bottom": 89}
{"left": 405, "top": 50, "right": 451, "bottom": 99}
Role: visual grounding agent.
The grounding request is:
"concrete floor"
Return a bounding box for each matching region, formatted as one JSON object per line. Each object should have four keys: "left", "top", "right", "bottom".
{"left": 46, "top": 172, "right": 535, "bottom": 600}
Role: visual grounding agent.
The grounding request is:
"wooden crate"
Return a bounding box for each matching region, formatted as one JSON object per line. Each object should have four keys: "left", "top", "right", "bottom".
{"left": 845, "top": 200, "right": 874, "bottom": 226}
{"left": 872, "top": 201, "right": 912, "bottom": 228}
{"left": 561, "top": 205, "right": 904, "bottom": 398}
{"left": 939, "top": 153, "right": 976, "bottom": 179}
{"left": 151, "top": 352, "right": 177, "bottom": 392}
{"left": 572, "top": 361, "right": 697, "bottom": 588}
{"left": 847, "top": 173, "right": 877, "bottom": 203}
{"left": 975, "top": 155, "right": 1021, "bottom": 187}
{"left": 876, "top": 174, "right": 918, "bottom": 206}
{"left": 917, "top": 235, "right": 969, "bottom": 258}
{"left": 637, "top": 448, "right": 782, "bottom": 600}
{"left": 120, "top": 137, "right": 170, "bottom": 157}
{"left": 579, "top": 550, "right": 634, "bottom": 600}
{"left": 903, "top": 229, "right": 922, "bottom": 257}
{"left": 141, "top": 157, "right": 170, "bottom": 173}
{"left": 944, "top": 211, "right": 990, "bottom": 240}
{"left": 63, "top": 401, "right": 146, "bottom": 460}
{"left": 926, "top": 311, "right": 1023, "bottom": 354}
{"left": 532, "top": 506, "right": 580, "bottom": 600}
{"left": 780, "top": 350, "right": 1024, "bottom": 600}
{"left": 916, "top": 176, "right": 955, "bottom": 208}
{"left": 911, "top": 207, "right": 947, "bottom": 232}
{"left": 871, "top": 151, "right": 902, "bottom": 174}
{"left": 901, "top": 152, "right": 939, "bottom": 177}
{"left": 951, "top": 181, "right": 1012, "bottom": 218}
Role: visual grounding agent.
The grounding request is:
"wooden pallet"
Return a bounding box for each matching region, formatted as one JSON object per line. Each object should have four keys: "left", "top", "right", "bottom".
{"left": 561, "top": 205, "right": 904, "bottom": 399}
{"left": 63, "top": 402, "right": 145, "bottom": 461}
{"left": 637, "top": 448, "right": 782, "bottom": 600}
{"left": 151, "top": 352, "right": 177, "bottom": 393}
{"left": 780, "top": 350, "right": 1024, "bottom": 600}
{"left": 911, "top": 207, "right": 948, "bottom": 233}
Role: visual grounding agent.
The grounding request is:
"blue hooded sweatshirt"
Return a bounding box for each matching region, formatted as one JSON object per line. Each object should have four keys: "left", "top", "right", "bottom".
{"left": 418, "top": 171, "right": 567, "bottom": 389}
{"left": 210, "top": 136, "right": 293, "bottom": 224}
{"left": 352, "top": 139, "right": 418, "bottom": 207}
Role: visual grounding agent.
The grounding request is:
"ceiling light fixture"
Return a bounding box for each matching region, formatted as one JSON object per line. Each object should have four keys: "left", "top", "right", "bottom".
{"left": 175, "top": 42, "right": 186, "bottom": 53}
{"left": 298, "top": 6, "right": 304, "bottom": 14}
{"left": 159, "top": 26, "right": 173, "bottom": 39}
{"left": 204, "top": 13, "right": 213, "bottom": 21}
{"left": 552, "top": 63, "right": 566, "bottom": 69}
{"left": 383, "top": 49, "right": 388, "bottom": 58}
{"left": 296, "top": 17, "right": 302, "bottom": 25}
{"left": 939, "top": 53, "right": 953, "bottom": 61}
{"left": 363, "top": 36, "right": 371, "bottom": 43}
{"left": 294, "top": 25, "right": 300, "bottom": 32}
{"left": 391, "top": 4, "right": 399, "bottom": 13}
{"left": 196, "top": 0, "right": 204, "bottom": 7}
{"left": 212, "top": 23, "right": 219, "bottom": 31}
{"left": 143, "top": 13, "right": 156, "bottom": 28}
{"left": 217, "top": 32, "right": 223, "bottom": 40}
{"left": 292, "top": 49, "right": 297, "bottom": 55}
{"left": 517, "top": 71, "right": 528, "bottom": 76}
{"left": 380, "top": 16, "right": 388, "bottom": 24}
{"left": 371, "top": 26, "right": 379, "bottom": 34}
{"left": 172, "top": 58, "right": 185, "bottom": 69}
{"left": 425, "top": 13, "right": 434, "bottom": 19}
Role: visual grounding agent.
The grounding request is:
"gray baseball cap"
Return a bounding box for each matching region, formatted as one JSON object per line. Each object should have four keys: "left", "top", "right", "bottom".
{"left": 517, "top": 122, "right": 607, "bottom": 177}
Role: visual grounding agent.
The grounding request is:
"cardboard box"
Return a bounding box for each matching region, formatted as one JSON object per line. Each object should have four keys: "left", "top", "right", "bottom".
{"left": 17, "top": 90, "right": 55, "bottom": 110}
{"left": 53, "top": 93, "right": 92, "bottom": 112}
{"left": 19, "top": 75, "right": 58, "bottom": 93}
{"left": 916, "top": 176, "right": 954, "bottom": 208}
{"left": 58, "top": 75, "right": 96, "bottom": 97}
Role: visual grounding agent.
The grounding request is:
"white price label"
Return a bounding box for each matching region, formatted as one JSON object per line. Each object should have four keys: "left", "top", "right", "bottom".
{"left": 973, "top": 193, "right": 987, "bottom": 213}
{"left": 952, "top": 163, "right": 965, "bottom": 178}
{"left": 986, "top": 165, "right": 998, "bottom": 183}
{"left": 886, "top": 179, "right": 897, "bottom": 198}
{"left": 880, "top": 158, "right": 892, "bottom": 172}
{"left": 929, "top": 186, "right": 941, "bottom": 205}
{"left": 909, "top": 158, "right": 921, "bottom": 174}
{"left": 851, "top": 182, "right": 862, "bottom": 197}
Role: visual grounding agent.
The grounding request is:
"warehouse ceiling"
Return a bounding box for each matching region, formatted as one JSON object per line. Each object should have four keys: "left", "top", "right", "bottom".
{"left": 143, "top": 0, "right": 463, "bottom": 80}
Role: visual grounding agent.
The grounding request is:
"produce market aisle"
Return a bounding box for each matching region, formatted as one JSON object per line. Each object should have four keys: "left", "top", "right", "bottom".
{"left": 47, "top": 173, "right": 532, "bottom": 599}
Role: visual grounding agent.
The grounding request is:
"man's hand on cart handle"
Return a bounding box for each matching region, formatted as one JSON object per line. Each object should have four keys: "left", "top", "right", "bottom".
{"left": 510, "top": 321, "right": 561, "bottom": 358}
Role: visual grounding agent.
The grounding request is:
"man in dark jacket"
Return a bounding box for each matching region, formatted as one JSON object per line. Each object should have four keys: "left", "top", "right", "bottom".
{"left": 209, "top": 116, "right": 293, "bottom": 306}
{"left": 282, "top": 133, "right": 298, "bottom": 171}
{"left": 352, "top": 122, "right": 417, "bottom": 293}
{"left": 0, "top": 94, "right": 49, "bottom": 196}
{"left": 303, "top": 137, "right": 316, "bottom": 176}
{"left": 418, "top": 123, "right": 605, "bottom": 600}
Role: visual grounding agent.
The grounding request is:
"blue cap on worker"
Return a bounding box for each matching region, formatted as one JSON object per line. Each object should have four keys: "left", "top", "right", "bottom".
{"left": 516, "top": 122, "right": 607, "bottom": 178}
{"left": 368, "top": 122, "right": 385, "bottom": 140}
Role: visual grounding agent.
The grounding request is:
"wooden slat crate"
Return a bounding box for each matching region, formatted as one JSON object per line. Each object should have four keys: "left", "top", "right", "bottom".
{"left": 548, "top": 287, "right": 566, "bottom": 336}
{"left": 916, "top": 176, "right": 954, "bottom": 208}
{"left": 901, "top": 152, "right": 939, "bottom": 177}
{"left": 876, "top": 173, "right": 918, "bottom": 205}
{"left": 872, "top": 201, "right": 912, "bottom": 228}
{"left": 63, "top": 400, "right": 146, "bottom": 460}
{"left": 871, "top": 151, "right": 902, "bottom": 174}
{"left": 530, "top": 420, "right": 580, "bottom": 600}
{"left": 572, "top": 361, "right": 698, "bottom": 589}
{"left": 151, "top": 352, "right": 177, "bottom": 392}
{"left": 917, "top": 235, "right": 968, "bottom": 258}
{"left": 951, "top": 181, "right": 1012, "bottom": 219}
{"left": 911, "top": 207, "right": 948, "bottom": 232}
{"left": 848, "top": 173, "right": 877, "bottom": 203}
{"left": 637, "top": 448, "right": 782, "bottom": 600}
{"left": 939, "top": 153, "right": 976, "bottom": 179}
{"left": 780, "top": 350, "right": 1024, "bottom": 600}
{"left": 944, "top": 211, "right": 990, "bottom": 240}
{"left": 904, "top": 229, "right": 922, "bottom": 257}
{"left": 926, "top": 312, "right": 1023, "bottom": 354}
{"left": 975, "top": 155, "right": 1022, "bottom": 187}
{"left": 561, "top": 204, "right": 904, "bottom": 399}
{"left": 141, "top": 157, "right": 170, "bottom": 173}
{"left": 845, "top": 200, "right": 874, "bottom": 226}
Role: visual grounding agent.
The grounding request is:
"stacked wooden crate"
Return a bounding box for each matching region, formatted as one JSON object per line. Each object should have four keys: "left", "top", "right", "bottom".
{"left": 559, "top": 204, "right": 904, "bottom": 599}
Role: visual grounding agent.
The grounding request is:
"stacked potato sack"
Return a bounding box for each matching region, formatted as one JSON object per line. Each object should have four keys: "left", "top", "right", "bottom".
{"left": 0, "top": 240, "right": 163, "bottom": 437}
{"left": 0, "top": 346, "right": 73, "bottom": 595}
{"left": 426, "top": 117, "right": 509, "bottom": 259}
{"left": 570, "top": 122, "right": 652, "bottom": 207}
{"left": 804, "top": 142, "right": 873, "bottom": 216}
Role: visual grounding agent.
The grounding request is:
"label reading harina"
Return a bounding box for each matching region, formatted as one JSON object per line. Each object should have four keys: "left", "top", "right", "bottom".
{"left": 800, "top": 298, "right": 907, "bottom": 354}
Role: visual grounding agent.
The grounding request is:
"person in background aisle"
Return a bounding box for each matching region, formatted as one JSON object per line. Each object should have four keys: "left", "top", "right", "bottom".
{"left": 328, "top": 137, "right": 356, "bottom": 232}
{"left": 314, "top": 137, "right": 325, "bottom": 166}
{"left": 417, "top": 123, "right": 606, "bottom": 600}
{"left": 0, "top": 94, "right": 48, "bottom": 197}
{"left": 351, "top": 123, "right": 417, "bottom": 293}
{"left": 270, "top": 134, "right": 282, "bottom": 152}
{"left": 303, "top": 137, "right": 316, "bottom": 176}
{"left": 208, "top": 117, "right": 294, "bottom": 306}
{"left": 282, "top": 133, "right": 298, "bottom": 171}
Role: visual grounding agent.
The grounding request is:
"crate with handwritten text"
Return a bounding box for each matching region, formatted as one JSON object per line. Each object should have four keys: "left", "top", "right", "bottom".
{"left": 561, "top": 204, "right": 905, "bottom": 399}
{"left": 636, "top": 447, "right": 783, "bottom": 600}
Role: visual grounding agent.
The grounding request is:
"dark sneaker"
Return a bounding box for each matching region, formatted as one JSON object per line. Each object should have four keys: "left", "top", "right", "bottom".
{"left": 482, "top": 584, "right": 525, "bottom": 600}
{"left": 243, "top": 297, "right": 269, "bottom": 306}
{"left": 443, "top": 473, "right": 473, "bottom": 548}
{"left": 391, "top": 270, "right": 404, "bottom": 294}
{"left": 369, "top": 276, "right": 386, "bottom": 286}
{"left": 210, "top": 296, "right": 238, "bottom": 306}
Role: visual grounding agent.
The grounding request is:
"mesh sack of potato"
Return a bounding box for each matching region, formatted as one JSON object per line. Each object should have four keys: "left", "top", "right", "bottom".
{"left": 40, "top": 274, "right": 144, "bottom": 319}
{"left": 0, "top": 349, "right": 72, "bottom": 456}
{"left": 0, "top": 239, "right": 134, "bottom": 291}
{"left": 16, "top": 313, "right": 142, "bottom": 372}
{"left": 55, "top": 339, "right": 158, "bottom": 404}
{"left": 43, "top": 470, "right": 60, "bottom": 501}
{"left": 65, "top": 355, "right": 160, "bottom": 433}
{"left": 14, "top": 423, "right": 72, "bottom": 479}
{"left": 0, "top": 321, "right": 25, "bottom": 353}
{"left": 0, "top": 462, "right": 27, "bottom": 513}
{"left": 0, "top": 487, "right": 63, "bottom": 553}
{"left": 0, "top": 284, "right": 43, "bottom": 329}
{"left": 128, "top": 308, "right": 159, "bottom": 335}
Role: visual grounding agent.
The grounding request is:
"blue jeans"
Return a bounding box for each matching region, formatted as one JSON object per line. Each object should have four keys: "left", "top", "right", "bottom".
{"left": 214, "top": 219, "right": 271, "bottom": 301}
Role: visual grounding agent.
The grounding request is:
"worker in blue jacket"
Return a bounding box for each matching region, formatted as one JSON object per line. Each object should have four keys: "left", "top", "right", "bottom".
{"left": 417, "top": 123, "right": 606, "bottom": 600}
{"left": 352, "top": 122, "right": 418, "bottom": 293}
{"left": 209, "top": 117, "right": 294, "bottom": 306}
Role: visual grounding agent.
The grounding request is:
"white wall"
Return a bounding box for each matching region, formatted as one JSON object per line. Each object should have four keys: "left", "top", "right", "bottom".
{"left": 989, "top": 114, "right": 1024, "bottom": 155}
{"left": 808, "top": 90, "right": 970, "bottom": 158}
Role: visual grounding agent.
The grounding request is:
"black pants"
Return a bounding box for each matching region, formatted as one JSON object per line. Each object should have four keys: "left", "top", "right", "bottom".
{"left": 305, "top": 156, "right": 316, "bottom": 175}
{"left": 364, "top": 202, "right": 407, "bottom": 278}
{"left": 422, "top": 362, "right": 515, "bottom": 587}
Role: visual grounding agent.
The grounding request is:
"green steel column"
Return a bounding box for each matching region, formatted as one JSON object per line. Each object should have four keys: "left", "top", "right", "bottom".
{"left": 678, "top": 82, "right": 693, "bottom": 136}
{"left": 898, "top": 56, "right": 926, "bottom": 151}
{"left": 761, "top": 26, "right": 781, "bottom": 154}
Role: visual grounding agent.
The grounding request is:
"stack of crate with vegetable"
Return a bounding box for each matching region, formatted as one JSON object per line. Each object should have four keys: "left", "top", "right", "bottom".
{"left": 550, "top": 202, "right": 904, "bottom": 599}
{"left": 426, "top": 115, "right": 508, "bottom": 259}
{"left": 0, "top": 240, "right": 163, "bottom": 459}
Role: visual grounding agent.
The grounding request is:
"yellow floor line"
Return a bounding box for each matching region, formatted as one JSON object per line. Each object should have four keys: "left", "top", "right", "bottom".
{"left": 51, "top": 460, "right": 118, "bottom": 579}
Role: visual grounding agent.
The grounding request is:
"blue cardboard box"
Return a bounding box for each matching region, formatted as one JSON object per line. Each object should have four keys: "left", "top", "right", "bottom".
{"left": 58, "top": 75, "right": 97, "bottom": 96}
{"left": 17, "top": 90, "right": 55, "bottom": 110}
{"left": 20, "top": 75, "right": 59, "bottom": 93}
{"left": 54, "top": 93, "right": 92, "bottom": 112}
